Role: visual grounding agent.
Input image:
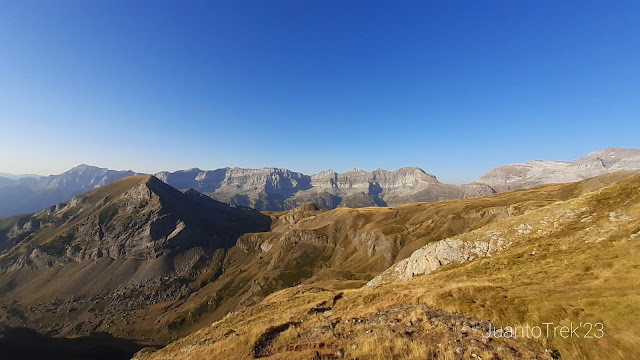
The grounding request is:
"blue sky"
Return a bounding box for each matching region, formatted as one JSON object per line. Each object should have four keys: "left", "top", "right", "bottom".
{"left": 0, "top": 1, "right": 638, "bottom": 183}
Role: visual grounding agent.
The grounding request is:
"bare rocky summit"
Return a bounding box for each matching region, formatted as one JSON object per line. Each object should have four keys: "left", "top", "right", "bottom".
{"left": 475, "top": 147, "right": 640, "bottom": 191}
{"left": 0, "top": 175, "right": 270, "bottom": 271}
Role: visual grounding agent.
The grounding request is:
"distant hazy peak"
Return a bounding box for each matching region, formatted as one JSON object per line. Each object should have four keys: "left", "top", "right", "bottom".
{"left": 474, "top": 147, "right": 640, "bottom": 191}
{"left": 66, "top": 163, "right": 107, "bottom": 173}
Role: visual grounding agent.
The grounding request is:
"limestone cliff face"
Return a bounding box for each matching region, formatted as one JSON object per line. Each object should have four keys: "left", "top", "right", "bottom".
{"left": 156, "top": 167, "right": 495, "bottom": 211}
{"left": 475, "top": 147, "right": 640, "bottom": 191}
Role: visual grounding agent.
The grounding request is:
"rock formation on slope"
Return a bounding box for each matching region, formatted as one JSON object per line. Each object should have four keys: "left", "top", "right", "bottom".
{"left": 370, "top": 167, "right": 640, "bottom": 287}
{"left": 474, "top": 147, "right": 640, "bottom": 191}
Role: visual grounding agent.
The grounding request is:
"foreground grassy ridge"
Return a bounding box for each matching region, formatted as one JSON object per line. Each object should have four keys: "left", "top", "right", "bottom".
{"left": 135, "top": 286, "right": 553, "bottom": 360}
{"left": 407, "top": 173, "right": 640, "bottom": 359}
{"left": 137, "top": 173, "right": 640, "bottom": 360}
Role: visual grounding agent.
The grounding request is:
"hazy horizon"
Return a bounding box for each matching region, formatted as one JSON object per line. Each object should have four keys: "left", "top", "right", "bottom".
{"left": 1, "top": 145, "right": 637, "bottom": 185}
{"left": 1, "top": 2, "right": 639, "bottom": 184}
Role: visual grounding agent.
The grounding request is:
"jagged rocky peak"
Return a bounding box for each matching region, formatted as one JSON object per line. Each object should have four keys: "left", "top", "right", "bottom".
{"left": 63, "top": 164, "right": 137, "bottom": 184}
{"left": 155, "top": 167, "right": 200, "bottom": 181}
{"left": 0, "top": 175, "right": 270, "bottom": 272}
{"left": 68, "top": 163, "right": 121, "bottom": 173}
{"left": 69, "top": 163, "right": 94, "bottom": 171}
{"left": 309, "top": 169, "right": 338, "bottom": 189}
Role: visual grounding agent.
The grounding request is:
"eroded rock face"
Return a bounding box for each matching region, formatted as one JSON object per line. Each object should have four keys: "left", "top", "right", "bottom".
{"left": 366, "top": 237, "right": 510, "bottom": 288}
{"left": 156, "top": 167, "right": 496, "bottom": 211}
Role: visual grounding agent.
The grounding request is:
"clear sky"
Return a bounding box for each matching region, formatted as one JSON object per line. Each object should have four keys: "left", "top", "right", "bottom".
{"left": 0, "top": 1, "right": 638, "bottom": 184}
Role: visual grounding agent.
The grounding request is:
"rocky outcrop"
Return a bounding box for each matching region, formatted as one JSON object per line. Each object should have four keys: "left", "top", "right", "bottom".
{"left": 366, "top": 236, "right": 510, "bottom": 288}
{"left": 368, "top": 171, "right": 640, "bottom": 288}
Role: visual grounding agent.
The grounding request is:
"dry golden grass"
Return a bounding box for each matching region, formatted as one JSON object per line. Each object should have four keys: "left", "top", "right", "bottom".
{"left": 137, "top": 173, "right": 640, "bottom": 360}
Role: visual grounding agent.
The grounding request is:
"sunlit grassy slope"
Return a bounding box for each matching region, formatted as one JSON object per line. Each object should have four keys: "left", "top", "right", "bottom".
{"left": 137, "top": 172, "right": 640, "bottom": 360}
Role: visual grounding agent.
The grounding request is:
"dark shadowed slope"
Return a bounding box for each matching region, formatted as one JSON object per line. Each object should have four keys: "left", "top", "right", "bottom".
{"left": 0, "top": 175, "right": 270, "bottom": 343}
{"left": 0, "top": 175, "right": 271, "bottom": 271}
{"left": 0, "top": 326, "right": 149, "bottom": 360}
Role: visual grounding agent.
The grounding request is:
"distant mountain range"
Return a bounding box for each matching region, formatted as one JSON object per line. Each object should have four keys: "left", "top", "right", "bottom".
{"left": 0, "top": 172, "right": 41, "bottom": 180}
{"left": 0, "top": 165, "right": 141, "bottom": 217}
{"left": 1, "top": 166, "right": 638, "bottom": 353}
{"left": 473, "top": 147, "right": 640, "bottom": 191}
{"left": 0, "top": 147, "right": 638, "bottom": 218}
{"left": 154, "top": 167, "right": 495, "bottom": 211}
{"left": 1, "top": 152, "right": 639, "bottom": 356}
